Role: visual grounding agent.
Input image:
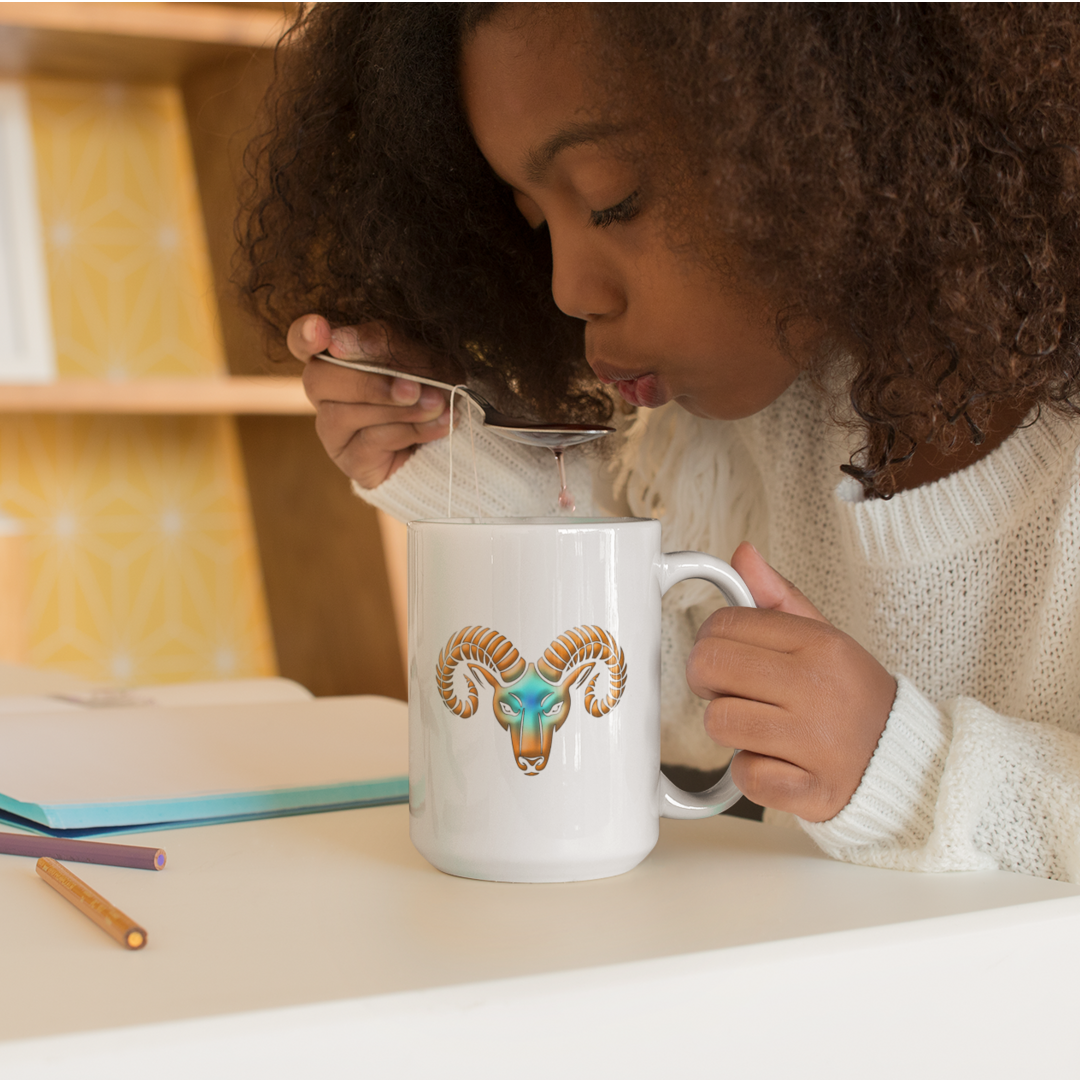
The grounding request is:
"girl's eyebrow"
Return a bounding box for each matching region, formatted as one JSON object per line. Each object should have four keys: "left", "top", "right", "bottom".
{"left": 522, "top": 121, "right": 624, "bottom": 184}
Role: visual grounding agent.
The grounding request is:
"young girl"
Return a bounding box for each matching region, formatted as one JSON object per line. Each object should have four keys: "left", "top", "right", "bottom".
{"left": 243, "top": 4, "right": 1080, "bottom": 880}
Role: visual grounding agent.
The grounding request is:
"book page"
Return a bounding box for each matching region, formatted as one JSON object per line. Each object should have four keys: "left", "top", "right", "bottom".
{"left": 0, "top": 695, "right": 407, "bottom": 828}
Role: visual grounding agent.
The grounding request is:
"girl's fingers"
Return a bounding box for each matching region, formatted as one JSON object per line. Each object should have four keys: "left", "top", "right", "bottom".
{"left": 701, "top": 695, "right": 796, "bottom": 760}
{"left": 331, "top": 415, "right": 452, "bottom": 488}
{"left": 288, "top": 317, "right": 398, "bottom": 365}
{"left": 319, "top": 407, "right": 450, "bottom": 461}
{"left": 695, "top": 605, "right": 837, "bottom": 655}
{"left": 287, "top": 314, "right": 332, "bottom": 362}
{"left": 686, "top": 634, "right": 799, "bottom": 704}
{"left": 303, "top": 358, "right": 447, "bottom": 411}
{"left": 729, "top": 542, "right": 830, "bottom": 623}
{"left": 352, "top": 414, "right": 453, "bottom": 454}
{"left": 341, "top": 445, "right": 416, "bottom": 491}
{"left": 728, "top": 752, "right": 822, "bottom": 817}
{"left": 338, "top": 443, "right": 420, "bottom": 491}
{"left": 305, "top": 354, "right": 452, "bottom": 489}
{"left": 313, "top": 396, "right": 449, "bottom": 449}
{"left": 689, "top": 554, "right": 897, "bottom": 823}
{"left": 288, "top": 316, "right": 459, "bottom": 490}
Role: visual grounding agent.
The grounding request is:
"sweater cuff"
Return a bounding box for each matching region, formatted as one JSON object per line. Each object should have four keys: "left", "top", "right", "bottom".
{"left": 800, "top": 674, "right": 951, "bottom": 858}
{"left": 351, "top": 418, "right": 597, "bottom": 522}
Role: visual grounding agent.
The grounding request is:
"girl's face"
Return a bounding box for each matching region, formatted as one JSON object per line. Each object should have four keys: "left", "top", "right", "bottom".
{"left": 460, "top": 10, "right": 800, "bottom": 420}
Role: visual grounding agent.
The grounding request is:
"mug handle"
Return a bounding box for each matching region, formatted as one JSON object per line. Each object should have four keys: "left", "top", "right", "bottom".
{"left": 658, "top": 551, "right": 756, "bottom": 820}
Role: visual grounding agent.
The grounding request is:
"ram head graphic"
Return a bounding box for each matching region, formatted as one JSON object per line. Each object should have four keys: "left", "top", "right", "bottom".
{"left": 436, "top": 625, "right": 627, "bottom": 775}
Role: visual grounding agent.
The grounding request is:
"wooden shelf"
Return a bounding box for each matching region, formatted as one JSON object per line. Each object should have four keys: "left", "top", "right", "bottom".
{"left": 0, "top": 3, "right": 408, "bottom": 700}
{"left": 0, "top": 376, "right": 314, "bottom": 415}
{"left": 0, "top": 2, "right": 290, "bottom": 81}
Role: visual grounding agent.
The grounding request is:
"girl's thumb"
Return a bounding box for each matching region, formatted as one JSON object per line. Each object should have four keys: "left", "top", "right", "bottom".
{"left": 730, "top": 541, "right": 830, "bottom": 624}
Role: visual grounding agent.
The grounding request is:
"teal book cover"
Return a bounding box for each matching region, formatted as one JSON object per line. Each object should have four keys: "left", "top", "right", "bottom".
{"left": 0, "top": 695, "right": 409, "bottom": 838}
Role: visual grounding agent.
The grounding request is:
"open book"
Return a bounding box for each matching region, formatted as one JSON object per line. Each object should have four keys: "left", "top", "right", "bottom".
{"left": 0, "top": 681, "right": 408, "bottom": 837}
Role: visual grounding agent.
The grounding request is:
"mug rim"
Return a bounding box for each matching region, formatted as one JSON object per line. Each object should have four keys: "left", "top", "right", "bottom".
{"left": 407, "top": 516, "right": 653, "bottom": 528}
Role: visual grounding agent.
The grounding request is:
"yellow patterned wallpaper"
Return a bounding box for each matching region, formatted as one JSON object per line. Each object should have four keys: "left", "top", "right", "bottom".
{"left": 0, "top": 79, "right": 275, "bottom": 684}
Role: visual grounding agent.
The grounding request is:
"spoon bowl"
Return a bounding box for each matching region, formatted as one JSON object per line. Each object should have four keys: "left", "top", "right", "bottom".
{"left": 314, "top": 353, "right": 613, "bottom": 449}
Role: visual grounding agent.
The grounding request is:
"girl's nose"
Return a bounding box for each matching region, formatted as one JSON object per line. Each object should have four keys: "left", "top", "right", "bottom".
{"left": 548, "top": 229, "right": 624, "bottom": 322}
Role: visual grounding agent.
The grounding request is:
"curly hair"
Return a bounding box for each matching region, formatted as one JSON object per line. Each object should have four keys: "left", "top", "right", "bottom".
{"left": 240, "top": 2, "right": 1080, "bottom": 496}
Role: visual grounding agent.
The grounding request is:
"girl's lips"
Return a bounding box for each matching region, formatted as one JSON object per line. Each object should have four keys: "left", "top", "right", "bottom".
{"left": 610, "top": 373, "right": 667, "bottom": 409}
{"left": 592, "top": 359, "right": 670, "bottom": 408}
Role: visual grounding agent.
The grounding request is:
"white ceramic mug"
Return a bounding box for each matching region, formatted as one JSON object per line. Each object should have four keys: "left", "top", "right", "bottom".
{"left": 407, "top": 517, "right": 756, "bottom": 882}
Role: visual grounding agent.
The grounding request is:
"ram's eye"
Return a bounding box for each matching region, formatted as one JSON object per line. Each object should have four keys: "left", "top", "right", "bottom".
{"left": 499, "top": 701, "right": 518, "bottom": 717}
{"left": 542, "top": 697, "right": 563, "bottom": 717}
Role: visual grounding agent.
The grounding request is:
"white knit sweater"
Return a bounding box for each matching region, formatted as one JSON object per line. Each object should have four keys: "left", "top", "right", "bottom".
{"left": 360, "top": 380, "right": 1080, "bottom": 881}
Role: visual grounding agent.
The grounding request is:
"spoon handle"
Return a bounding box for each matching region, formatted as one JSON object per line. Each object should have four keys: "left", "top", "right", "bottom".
{"left": 314, "top": 353, "right": 456, "bottom": 394}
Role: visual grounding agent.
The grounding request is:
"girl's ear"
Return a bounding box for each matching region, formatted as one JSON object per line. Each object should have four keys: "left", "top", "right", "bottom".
{"left": 729, "top": 541, "right": 830, "bottom": 625}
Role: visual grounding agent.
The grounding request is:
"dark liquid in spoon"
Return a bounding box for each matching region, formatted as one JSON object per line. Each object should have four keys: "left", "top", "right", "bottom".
{"left": 552, "top": 447, "right": 575, "bottom": 512}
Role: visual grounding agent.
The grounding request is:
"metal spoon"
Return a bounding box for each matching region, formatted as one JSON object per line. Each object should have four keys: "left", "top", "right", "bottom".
{"left": 314, "top": 352, "right": 613, "bottom": 449}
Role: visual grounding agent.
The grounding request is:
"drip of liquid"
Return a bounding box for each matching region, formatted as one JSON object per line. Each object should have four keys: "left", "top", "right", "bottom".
{"left": 552, "top": 447, "right": 576, "bottom": 512}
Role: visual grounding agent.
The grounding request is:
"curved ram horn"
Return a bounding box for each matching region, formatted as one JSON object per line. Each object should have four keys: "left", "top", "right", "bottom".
{"left": 436, "top": 626, "right": 527, "bottom": 717}
{"left": 537, "top": 625, "right": 627, "bottom": 717}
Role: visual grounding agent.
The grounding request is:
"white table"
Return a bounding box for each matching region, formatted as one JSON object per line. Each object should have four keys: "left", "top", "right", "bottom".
{"left": 1, "top": 801, "right": 1078, "bottom": 1079}
{"left": 2, "top": 661, "right": 1078, "bottom": 1077}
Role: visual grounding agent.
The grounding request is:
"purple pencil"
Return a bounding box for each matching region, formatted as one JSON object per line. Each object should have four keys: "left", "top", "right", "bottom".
{"left": 0, "top": 831, "right": 166, "bottom": 871}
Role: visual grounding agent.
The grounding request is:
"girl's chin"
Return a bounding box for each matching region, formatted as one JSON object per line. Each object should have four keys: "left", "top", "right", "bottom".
{"left": 672, "top": 393, "right": 775, "bottom": 422}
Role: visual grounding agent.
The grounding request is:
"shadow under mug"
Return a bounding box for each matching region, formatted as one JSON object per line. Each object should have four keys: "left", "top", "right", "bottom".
{"left": 407, "top": 517, "right": 755, "bottom": 882}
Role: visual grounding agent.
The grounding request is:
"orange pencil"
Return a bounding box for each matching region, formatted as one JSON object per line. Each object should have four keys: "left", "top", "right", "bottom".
{"left": 36, "top": 857, "right": 147, "bottom": 950}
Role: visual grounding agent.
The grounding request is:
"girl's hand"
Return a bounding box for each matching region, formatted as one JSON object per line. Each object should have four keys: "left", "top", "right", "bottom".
{"left": 289, "top": 315, "right": 451, "bottom": 489}
{"left": 687, "top": 542, "right": 897, "bottom": 821}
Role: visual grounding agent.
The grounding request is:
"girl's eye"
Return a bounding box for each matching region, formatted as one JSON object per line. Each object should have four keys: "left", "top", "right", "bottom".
{"left": 589, "top": 190, "right": 641, "bottom": 229}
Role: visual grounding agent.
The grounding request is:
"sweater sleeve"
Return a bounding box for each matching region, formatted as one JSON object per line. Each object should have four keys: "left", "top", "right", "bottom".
{"left": 354, "top": 419, "right": 598, "bottom": 522}
{"left": 801, "top": 674, "right": 1080, "bottom": 881}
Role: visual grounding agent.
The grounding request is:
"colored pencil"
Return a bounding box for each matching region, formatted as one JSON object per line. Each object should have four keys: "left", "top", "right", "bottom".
{"left": 0, "top": 830, "right": 165, "bottom": 870}
{"left": 36, "top": 857, "right": 147, "bottom": 950}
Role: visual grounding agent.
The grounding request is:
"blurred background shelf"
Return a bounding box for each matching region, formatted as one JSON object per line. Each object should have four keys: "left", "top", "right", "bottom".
{"left": 0, "top": 2, "right": 407, "bottom": 701}
{"left": 0, "top": 376, "right": 314, "bottom": 414}
{"left": 0, "top": 2, "right": 289, "bottom": 81}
